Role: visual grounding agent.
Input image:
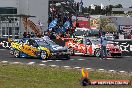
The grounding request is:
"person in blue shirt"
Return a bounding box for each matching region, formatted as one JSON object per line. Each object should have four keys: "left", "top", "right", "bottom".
{"left": 100, "top": 32, "right": 107, "bottom": 60}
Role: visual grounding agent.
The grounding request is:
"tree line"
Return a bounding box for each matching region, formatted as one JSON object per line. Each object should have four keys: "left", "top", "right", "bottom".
{"left": 82, "top": 4, "right": 132, "bottom": 15}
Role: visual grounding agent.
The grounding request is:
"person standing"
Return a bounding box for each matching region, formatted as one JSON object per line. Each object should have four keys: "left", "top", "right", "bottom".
{"left": 100, "top": 32, "right": 107, "bottom": 60}
{"left": 23, "top": 32, "right": 27, "bottom": 38}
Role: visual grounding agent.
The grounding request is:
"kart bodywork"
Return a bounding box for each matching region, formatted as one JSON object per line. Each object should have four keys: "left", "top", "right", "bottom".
{"left": 65, "top": 37, "right": 122, "bottom": 57}
{"left": 10, "top": 37, "right": 70, "bottom": 60}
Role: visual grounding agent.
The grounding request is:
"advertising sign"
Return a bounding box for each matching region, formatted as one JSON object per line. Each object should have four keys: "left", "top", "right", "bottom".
{"left": 119, "top": 25, "right": 132, "bottom": 33}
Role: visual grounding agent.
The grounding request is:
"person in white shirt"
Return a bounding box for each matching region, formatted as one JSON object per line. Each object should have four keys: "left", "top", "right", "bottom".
{"left": 100, "top": 32, "right": 107, "bottom": 59}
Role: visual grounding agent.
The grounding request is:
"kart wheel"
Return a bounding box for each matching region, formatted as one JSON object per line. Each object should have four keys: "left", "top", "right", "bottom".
{"left": 65, "top": 55, "right": 70, "bottom": 60}
{"left": 67, "top": 55, "right": 70, "bottom": 60}
{"left": 95, "top": 49, "right": 101, "bottom": 57}
{"left": 69, "top": 48, "right": 74, "bottom": 55}
{"left": 14, "top": 50, "right": 20, "bottom": 58}
{"left": 40, "top": 51, "right": 47, "bottom": 60}
{"left": 119, "top": 53, "right": 122, "bottom": 58}
{"left": 10, "top": 48, "right": 14, "bottom": 55}
{"left": 107, "top": 50, "right": 111, "bottom": 57}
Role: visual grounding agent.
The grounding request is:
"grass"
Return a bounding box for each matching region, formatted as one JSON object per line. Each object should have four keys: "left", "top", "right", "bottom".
{"left": 0, "top": 63, "right": 131, "bottom": 88}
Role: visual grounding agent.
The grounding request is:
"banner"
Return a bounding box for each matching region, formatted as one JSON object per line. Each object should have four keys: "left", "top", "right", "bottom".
{"left": 0, "top": 38, "right": 11, "bottom": 49}
{"left": 119, "top": 25, "right": 132, "bottom": 33}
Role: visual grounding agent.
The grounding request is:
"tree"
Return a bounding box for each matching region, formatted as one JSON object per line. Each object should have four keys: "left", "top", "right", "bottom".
{"left": 115, "top": 4, "right": 123, "bottom": 8}
{"left": 99, "top": 18, "right": 117, "bottom": 32}
{"left": 82, "top": 4, "right": 125, "bottom": 15}
{"left": 113, "top": 4, "right": 124, "bottom": 14}
{"left": 128, "top": 6, "right": 132, "bottom": 16}
{"left": 83, "top": 7, "right": 89, "bottom": 13}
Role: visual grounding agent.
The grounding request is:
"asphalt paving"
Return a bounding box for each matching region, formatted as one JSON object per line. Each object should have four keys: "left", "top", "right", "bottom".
{"left": 0, "top": 49, "right": 132, "bottom": 73}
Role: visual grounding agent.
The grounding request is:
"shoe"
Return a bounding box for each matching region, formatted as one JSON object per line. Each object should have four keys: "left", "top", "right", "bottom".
{"left": 99, "top": 58, "right": 103, "bottom": 60}
{"left": 103, "top": 58, "right": 108, "bottom": 60}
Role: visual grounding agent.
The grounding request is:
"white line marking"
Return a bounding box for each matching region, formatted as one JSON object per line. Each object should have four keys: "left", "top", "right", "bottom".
{"left": 50, "top": 65, "right": 57, "bottom": 67}
{"left": 85, "top": 68, "right": 92, "bottom": 70}
{"left": 47, "top": 60, "right": 53, "bottom": 62}
{"left": 42, "top": 61, "right": 48, "bottom": 63}
{"left": 55, "top": 60, "right": 62, "bottom": 62}
{"left": 63, "top": 66, "right": 70, "bottom": 68}
{"left": 1, "top": 61, "right": 8, "bottom": 63}
{"left": 28, "top": 62, "right": 35, "bottom": 65}
{"left": 74, "top": 67, "right": 81, "bottom": 69}
{"left": 70, "top": 59, "right": 74, "bottom": 61}
{"left": 39, "top": 64, "right": 46, "bottom": 66}
{"left": 109, "top": 70, "right": 115, "bottom": 72}
{"left": 119, "top": 71, "right": 126, "bottom": 73}
{"left": 78, "top": 59, "right": 85, "bottom": 61}
{"left": 12, "top": 62, "right": 20, "bottom": 64}
{"left": 98, "top": 69, "right": 104, "bottom": 71}
{"left": 107, "top": 58, "right": 114, "bottom": 60}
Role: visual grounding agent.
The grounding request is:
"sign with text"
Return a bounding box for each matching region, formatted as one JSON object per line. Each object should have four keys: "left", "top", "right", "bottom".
{"left": 119, "top": 25, "right": 132, "bottom": 32}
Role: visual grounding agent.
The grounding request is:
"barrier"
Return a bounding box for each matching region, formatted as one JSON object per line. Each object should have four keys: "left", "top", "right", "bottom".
{"left": 0, "top": 38, "right": 11, "bottom": 49}
{"left": 0, "top": 38, "right": 132, "bottom": 56}
{"left": 53, "top": 38, "right": 132, "bottom": 56}
{"left": 113, "top": 39, "right": 132, "bottom": 56}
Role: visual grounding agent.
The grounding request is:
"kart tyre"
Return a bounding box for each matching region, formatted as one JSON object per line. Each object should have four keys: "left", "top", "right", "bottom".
{"left": 107, "top": 50, "right": 111, "bottom": 57}
{"left": 65, "top": 55, "right": 70, "bottom": 60}
{"left": 40, "top": 51, "right": 47, "bottom": 60}
{"left": 119, "top": 53, "right": 122, "bottom": 58}
{"left": 10, "top": 48, "right": 14, "bottom": 55}
{"left": 14, "top": 50, "right": 20, "bottom": 58}
{"left": 94, "top": 49, "right": 101, "bottom": 57}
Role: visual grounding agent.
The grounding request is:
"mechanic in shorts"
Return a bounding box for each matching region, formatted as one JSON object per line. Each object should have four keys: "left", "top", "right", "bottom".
{"left": 100, "top": 32, "right": 107, "bottom": 59}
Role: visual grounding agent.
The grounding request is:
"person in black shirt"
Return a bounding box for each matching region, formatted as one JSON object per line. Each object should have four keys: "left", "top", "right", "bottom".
{"left": 26, "top": 32, "right": 31, "bottom": 38}
{"left": 23, "top": 32, "right": 27, "bottom": 38}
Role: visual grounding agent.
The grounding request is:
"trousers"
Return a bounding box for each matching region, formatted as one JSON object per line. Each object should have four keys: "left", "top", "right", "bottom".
{"left": 101, "top": 45, "right": 107, "bottom": 58}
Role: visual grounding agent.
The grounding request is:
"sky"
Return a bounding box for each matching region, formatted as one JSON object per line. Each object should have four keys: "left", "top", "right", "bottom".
{"left": 0, "top": 0, "right": 18, "bottom": 7}
{"left": 0, "top": 0, "right": 131, "bottom": 8}
{"left": 74, "top": 0, "right": 132, "bottom": 8}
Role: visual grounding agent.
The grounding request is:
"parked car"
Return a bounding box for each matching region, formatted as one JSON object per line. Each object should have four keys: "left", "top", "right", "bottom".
{"left": 10, "top": 37, "right": 70, "bottom": 60}
{"left": 65, "top": 37, "right": 122, "bottom": 57}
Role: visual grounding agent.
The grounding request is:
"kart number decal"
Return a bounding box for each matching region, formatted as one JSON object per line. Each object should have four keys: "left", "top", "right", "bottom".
{"left": 87, "top": 45, "right": 93, "bottom": 55}
{"left": 20, "top": 44, "right": 36, "bottom": 56}
{"left": 68, "top": 42, "right": 86, "bottom": 53}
